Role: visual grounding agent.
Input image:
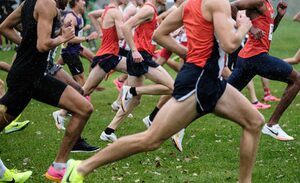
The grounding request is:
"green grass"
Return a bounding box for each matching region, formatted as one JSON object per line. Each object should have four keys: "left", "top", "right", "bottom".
{"left": 0, "top": 18, "right": 300, "bottom": 182}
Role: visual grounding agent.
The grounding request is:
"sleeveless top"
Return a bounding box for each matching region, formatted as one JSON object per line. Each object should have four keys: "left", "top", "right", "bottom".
{"left": 133, "top": 2, "right": 157, "bottom": 56}
{"left": 7, "top": 0, "right": 59, "bottom": 84}
{"left": 96, "top": 6, "right": 119, "bottom": 56}
{"left": 239, "top": 0, "right": 274, "bottom": 58}
{"left": 61, "top": 11, "right": 84, "bottom": 54}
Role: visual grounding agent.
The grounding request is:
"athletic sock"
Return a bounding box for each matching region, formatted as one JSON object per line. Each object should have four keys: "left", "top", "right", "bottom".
{"left": 105, "top": 127, "right": 115, "bottom": 135}
{"left": 129, "top": 87, "right": 137, "bottom": 96}
{"left": 264, "top": 87, "right": 271, "bottom": 97}
{"left": 52, "top": 162, "right": 66, "bottom": 170}
{"left": 149, "top": 107, "right": 160, "bottom": 121}
{"left": 0, "top": 159, "right": 7, "bottom": 178}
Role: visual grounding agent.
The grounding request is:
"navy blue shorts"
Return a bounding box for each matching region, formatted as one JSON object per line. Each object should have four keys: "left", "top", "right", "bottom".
{"left": 173, "top": 63, "right": 227, "bottom": 113}
{"left": 91, "top": 54, "right": 122, "bottom": 73}
{"left": 227, "top": 46, "right": 243, "bottom": 71}
{"left": 228, "top": 53, "right": 293, "bottom": 91}
{"left": 127, "top": 51, "right": 159, "bottom": 77}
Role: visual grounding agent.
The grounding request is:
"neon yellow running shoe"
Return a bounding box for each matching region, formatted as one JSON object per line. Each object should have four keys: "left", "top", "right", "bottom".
{"left": 0, "top": 168, "right": 32, "bottom": 183}
{"left": 4, "top": 120, "right": 30, "bottom": 134}
{"left": 62, "top": 159, "right": 84, "bottom": 183}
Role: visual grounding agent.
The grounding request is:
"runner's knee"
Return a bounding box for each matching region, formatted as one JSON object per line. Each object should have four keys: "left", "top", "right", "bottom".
{"left": 244, "top": 113, "right": 264, "bottom": 133}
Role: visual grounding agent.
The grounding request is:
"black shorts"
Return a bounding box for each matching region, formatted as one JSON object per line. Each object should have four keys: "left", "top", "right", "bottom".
{"left": 228, "top": 53, "right": 293, "bottom": 91}
{"left": 91, "top": 54, "right": 122, "bottom": 73}
{"left": 61, "top": 52, "right": 84, "bottom": 76}
{"left": 118, "top": 47, "right": 129, "bottom": 57}
{"left": 127, "top": 51, "right": 159, "bottom": 77}
{"left": 0, "top": 74, "right": 67, "bottom": 116}
{"left": 173, "top": 63, "right": 227, "bottom": 113}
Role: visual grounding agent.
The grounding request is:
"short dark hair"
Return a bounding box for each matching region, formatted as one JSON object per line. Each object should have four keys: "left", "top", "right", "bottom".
{"left": 69, "top": 0, "right": 79, "bottom": 8}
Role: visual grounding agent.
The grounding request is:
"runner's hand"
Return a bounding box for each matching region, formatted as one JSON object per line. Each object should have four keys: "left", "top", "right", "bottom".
{"left": 132, "top": 50, "right": 143, "bottom": 63}
{"left": 277, "top": 1, "right": 288, "bottom": 17}
{"left": 87, "top": 31, "right": 98, "bottom": 40}
{"left": 236, "top": 11, "right": 252, "bottom": 31}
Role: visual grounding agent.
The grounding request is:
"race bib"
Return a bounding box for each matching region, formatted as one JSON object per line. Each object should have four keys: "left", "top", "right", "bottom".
{"left": 268, "top": 24, "right": 274, "bottom": 41}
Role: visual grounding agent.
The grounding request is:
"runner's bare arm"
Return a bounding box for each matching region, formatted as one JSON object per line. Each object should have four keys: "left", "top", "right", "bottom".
{"left": 36, "top": 0, "right": 74, "bottom": 52}
{"left": 153, "top": 3, "right": 187, "bottom": 59}
{"left": 121, "top": 5, "right": 154, "bottom": 52}
{"left": 157, "top": 5, "right": 177, "bottom": 24}
{"left": 0, "top": 2, "right": 24, "bottom": 45}
{"left": 114, "top": 9, "right": 124, "bottom": 40}
{"left": 88, "top": 9, "right": 104, "bottom": 35}
{"left": 293, "top": 11, "right": 300, "bottom": 22}
{"left": 209, "top": 0, "right": 252, "bottom": 53}
{"left": 231, "top": 0, "right": 264, "bottom": 10}
{"left": 64, "top": 14, "right": 87, "bottom": 44}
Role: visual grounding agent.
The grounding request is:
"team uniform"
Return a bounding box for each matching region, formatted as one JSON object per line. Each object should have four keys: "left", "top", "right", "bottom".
{"left": 159, "top": 28, "right": 187, "bottom": 61}
{"left": 228, "top": 0, "right": 293, "bottom": 91}
{"left": 118, "top": 1, "right": 135, "bottom": 57}
{"left": 0, "top": 0, "right": 67, "bottom": 116}
{"left": 172, "top": 0, "right": 226, "bottom": 113}
{"left": 91, "top": 6, "right": 122, "bottom": 73}
{"left": 126, "top": 2, "right": 159, "bottom": 77}
{"left": 61, "top": 11, "right": 84, "bottom": 76}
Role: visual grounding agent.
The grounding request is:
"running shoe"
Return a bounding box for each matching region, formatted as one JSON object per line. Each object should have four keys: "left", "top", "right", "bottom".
{"left": 4, "top": 120, "right": 30, "bottom": 134}
{"left": 121, "top": 85, "right": 133, "bottom": 112}
{"left": 142, "top": 116, "right": 152, "bottom": 128}
{"left": 52, "top": 111, "right": 66, "bottom": 130}
{"left": 113, "top": 79, "right": 124, "bottom": 92}
{"left": 111, "top": 101, "right": 134, "bottom": 117}
{"left": 71, "top": 137, "right": 100, "bottom": 153}
{"left": 61, "top": 159, "right": 84, "bottom": 183}
{"left": 171, "top": 129, "right": 185, "bottom": 152}
{"left": 111, "top": 101, "right": 120, "bottom": 112}
{"left": 263, "top": 94, "right": 280, "bottom": 102}
{"left": 0, "top": 168, "right": 32, "bottom": 183}
{"left": 45, "top": 165, "right": 66, "bottom": 182}
{"left": 100, "top": 131, "right": 117, "bottom": 142}
{"left": 262, "top": 124, "right": 294, "bottom": 141}
{"left": 252, "top": 102, "right": 271, "bottom": 110}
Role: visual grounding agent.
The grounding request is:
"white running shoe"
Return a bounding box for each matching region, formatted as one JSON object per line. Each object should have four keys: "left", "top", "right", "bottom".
{"left": 100, "top": 131, "right": 117, "bottom": 142}
{"left": 171, "top": 129, "right": 185, "bottom": 152}
{"left": 262, "top": 124, "right": 294, "bottom": 141}
{"left": 111, "top": 100, "right": 133, "bottom": 118}
{"left": 142, "top": 116, "right": 152, "bottom": 128}
{"left": 111, "top": 101, "right": 120, "bottom": 112}
{"left": 52, "top": 111, "right": 66, "bottom": 130}
{"left": 121, "top": 85, "right": 133, "bottom": 112}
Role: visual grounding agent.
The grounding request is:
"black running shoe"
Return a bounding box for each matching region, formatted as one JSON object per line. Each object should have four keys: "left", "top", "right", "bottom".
{"left": 71, "top": 137, "right": 100, "bottom": 153}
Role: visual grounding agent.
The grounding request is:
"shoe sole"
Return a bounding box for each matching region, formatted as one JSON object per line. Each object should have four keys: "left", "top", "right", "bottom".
{"left": 71, "top": 149, "right": 100, "bottom": 153}
{"left": 171, "top": 137, "right": 183, "bottom": 152}
{"left": 262, "top": 129, "right": 294, "bottom": 141}
{"left": 5, "top": 121, "right": 30, "bottom": 134}
{"left": 45, "top": 173, "right": 62, "bottom": 183}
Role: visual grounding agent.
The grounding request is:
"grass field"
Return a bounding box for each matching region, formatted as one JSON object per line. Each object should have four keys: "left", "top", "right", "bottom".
{"left": 0, "top": 18, "right": 300, "bottom": 183}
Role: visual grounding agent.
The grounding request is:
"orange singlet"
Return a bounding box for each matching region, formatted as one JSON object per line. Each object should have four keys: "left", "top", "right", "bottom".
{"left": 183, "top": 0, "right": 214, "bottom": 68}
{"left": 239, "top": 0, "right": 274, "bottom": 58}
{"left": 133, "top": 2, "right": 157, "bottom": 56}
{"left": 96, "top": 6, "right": 119, "bottom": 56}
